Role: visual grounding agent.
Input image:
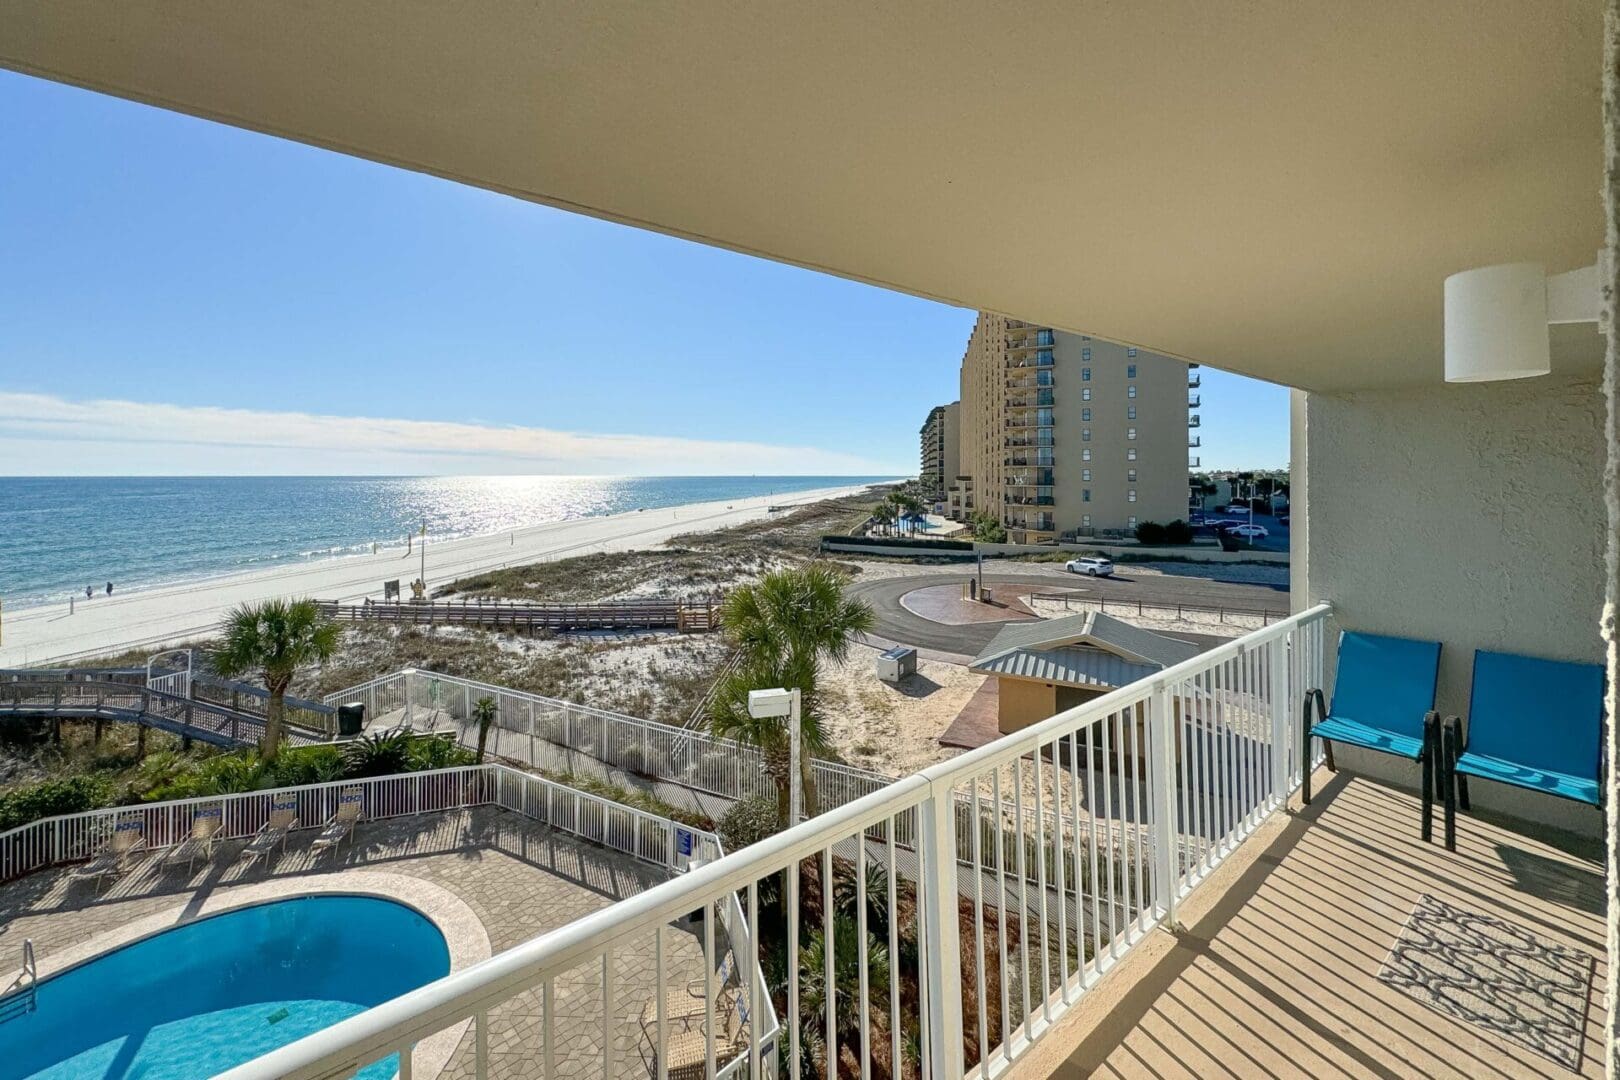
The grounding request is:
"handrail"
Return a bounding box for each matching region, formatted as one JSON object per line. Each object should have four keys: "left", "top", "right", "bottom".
{"left": 220, "top": 604, "right": 1333, "bottom": 1080}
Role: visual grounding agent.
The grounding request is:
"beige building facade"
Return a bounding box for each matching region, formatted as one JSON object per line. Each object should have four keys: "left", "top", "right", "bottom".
{"left": 949, "top": 313, "right": 1194, "bottom": 542}
{"left": 918, "top": 401, "right": 959, "bottom": 503}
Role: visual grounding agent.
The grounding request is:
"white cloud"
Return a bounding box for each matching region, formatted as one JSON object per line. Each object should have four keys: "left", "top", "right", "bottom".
{"left": 0, "top": 392, "right": 900, "bottom": 476}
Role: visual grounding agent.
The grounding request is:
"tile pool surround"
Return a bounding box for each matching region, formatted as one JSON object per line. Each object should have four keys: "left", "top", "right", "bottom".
{"left": 22, "top": 871, "right": 492, "bottom": 1080}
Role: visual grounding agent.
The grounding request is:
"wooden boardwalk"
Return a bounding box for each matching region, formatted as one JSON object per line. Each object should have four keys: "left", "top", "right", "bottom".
{"left": 317, "top": 598, "right": 722, "bottom": 633}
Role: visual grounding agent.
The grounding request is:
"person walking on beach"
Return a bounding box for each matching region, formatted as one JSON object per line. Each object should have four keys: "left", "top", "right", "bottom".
{"left": 105, "top": 581, "right": 113, "bottom": 596}
{"left": 85, "top": 585, "right": 93, "bottom": 600}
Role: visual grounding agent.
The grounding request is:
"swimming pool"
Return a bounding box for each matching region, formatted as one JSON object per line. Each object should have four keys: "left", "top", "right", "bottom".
{"left": 1, "top": 894, "right": 451, "bottom": 1079}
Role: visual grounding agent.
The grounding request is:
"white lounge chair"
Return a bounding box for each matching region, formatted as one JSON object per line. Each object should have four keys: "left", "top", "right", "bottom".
{"left": 238, "top": 796, "right": 300, "bottom": 868}
{"left": 165, "top": 804, "right": 224, "bottom": 872}
{"left": 310, "top": 787, "right": 364, "bottom": 858}
{"left": 72, "top": 814, "right": 147, "bottom": 889}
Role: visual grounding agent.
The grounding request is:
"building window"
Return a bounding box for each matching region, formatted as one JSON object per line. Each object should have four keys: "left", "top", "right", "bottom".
{"left": 1083, "top": 489, "right": 1091, "bottom": 502}
{"left": 1128, "top": 489, "right": 1138, "bottom": 502}
{"left": 1128, "top": 469, "right": 1137, "bottom": 482}
{"left": 1081, "top": 408, "right": 1092, "bottom": 421}
{"left": 1127, "top": 405, "right": 1137, "bottom": 420}
{"left": 1127, "top": 427, "right": 1137, "bottom": 440}
{"left": 1082, "top": 367, "right": 1091, "bottom": 381}
{"left": 1127, "top": 347, "right": 1138, "bottom": 358}
{"left": 1082, "top": 514, "right": 1092, "bottom": 527}
{"left": 1082, "top": 469, "right": 1092, "bottom": 481}
{"left": 1128, "top": 515, "right": 1138, "bottom": 528}
{"left": 1128, "top": 385, "right": 1138, "bottom": 398}
{"left": 1081, "top": 388, "right": 1092, "bottom": 401}
{"left": 1082, "top": 448, "right": 1092, "bottom": 461}
{"left": 1127, "top": 364, "right": 1137, "bottom": 378}
{"left": 1082, "top": 428, "right": 1091, "bottom": 442}
{"left": 1128, "top": 448, "right": 1137, "bottom": 460}
{"left": 1082, "top": 347, "right": 1092, "bottom": 359}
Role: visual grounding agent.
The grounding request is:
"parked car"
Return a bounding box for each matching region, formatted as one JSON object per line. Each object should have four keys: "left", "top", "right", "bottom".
{"left": 1223, "top": 504, "right": 1253, "bottom": 515}
{"left": 1229, "top": 524, "right": 1270, "bottom": 539}
{"left": 1065, "top": 556, "right": 1115, "bottom": 577}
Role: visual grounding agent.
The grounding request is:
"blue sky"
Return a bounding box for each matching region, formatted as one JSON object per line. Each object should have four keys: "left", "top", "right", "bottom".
{"left": 0, "top": 71, "right": 1288, "bottom": 475}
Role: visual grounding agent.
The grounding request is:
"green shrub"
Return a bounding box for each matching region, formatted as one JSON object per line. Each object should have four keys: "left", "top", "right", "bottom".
{"left": 407, "top": 736, "right": 474, "bottom": 771}
{"left": 719, "top": 796, "right": 781, "bottom": 852}
{"left": 1134, "top": 520, "right": 1167, "bottom": 544}
{"left": 0, "top": 775, "right": 111, "bottom": 830}
{"left": 1162, "top": 519, "right": 1195, "bottom": 545}
{"left": 341, "top": 730, "right": 414, "bottom": 778}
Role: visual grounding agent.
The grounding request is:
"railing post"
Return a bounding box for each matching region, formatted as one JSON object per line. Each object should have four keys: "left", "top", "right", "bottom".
{"left": 1148, "top": 680, "right": 1180, "bottom": 929}
{"left": 918, "top": 785, "right": 965, "bottom": 1078}
{"left": 1268, "top": 634, "right": 1290, "bottom": 808}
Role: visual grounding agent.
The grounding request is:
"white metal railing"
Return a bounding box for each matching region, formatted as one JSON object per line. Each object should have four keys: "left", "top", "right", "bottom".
{"left": 327, "top": 668, "right": 900, "bottom": 815}
{"left": 223, "top": 605, "right": 1330, "bottom": 1080}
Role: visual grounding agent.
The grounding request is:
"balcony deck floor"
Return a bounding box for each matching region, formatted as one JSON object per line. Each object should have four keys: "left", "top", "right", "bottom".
{"left": 1029, "top": 770, "right": 1607, "bottom": 1080}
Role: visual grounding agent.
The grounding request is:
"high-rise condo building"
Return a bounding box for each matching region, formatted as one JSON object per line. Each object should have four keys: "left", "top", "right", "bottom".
{"left": 918, "top": 402, "right": 960, "bottom": 503}
{"left": 947, "top": 313, "right": 1198, "bottom": 543}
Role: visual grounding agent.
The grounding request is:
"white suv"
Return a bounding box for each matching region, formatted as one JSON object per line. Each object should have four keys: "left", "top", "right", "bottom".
{"left": 1065, "top": 556, "right": 1115, "bottom": 577}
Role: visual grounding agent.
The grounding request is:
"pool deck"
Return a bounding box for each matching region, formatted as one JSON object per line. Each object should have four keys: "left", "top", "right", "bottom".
{"left": 0, "top": 806, "right": 714, "bottom": 1079}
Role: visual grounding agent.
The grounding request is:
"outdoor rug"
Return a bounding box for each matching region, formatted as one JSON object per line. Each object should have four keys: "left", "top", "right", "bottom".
{"left": 1377, "top": 893, "right": 1594, "bottom": 1071}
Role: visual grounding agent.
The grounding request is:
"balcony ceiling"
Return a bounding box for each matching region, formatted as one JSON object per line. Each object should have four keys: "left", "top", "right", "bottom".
{"left": 0, "top": 2, "right": 1604, "bottom": 391}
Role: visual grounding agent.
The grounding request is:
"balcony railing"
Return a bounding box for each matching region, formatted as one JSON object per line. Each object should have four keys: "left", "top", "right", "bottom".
{"left": 1188, "top": 373, "right": 1202, "bottom": 388}
{"left": 1189, "top": 436, "right": 1201, "bottom": 447}
{"left": 1188, "top": 394, "right": 1202, "bottom": 407}
{"left": 1189, "top": 455, "right": 1201, "bottom": 467}
{"left": 225, "top": 608, "right": 1332, "bottom": 1080}
{"left": 1007, "top": 390, "right": 1055, "bottom": 409}
{"left": 1189, "top": 414, "right": 1202, "bottom": 428}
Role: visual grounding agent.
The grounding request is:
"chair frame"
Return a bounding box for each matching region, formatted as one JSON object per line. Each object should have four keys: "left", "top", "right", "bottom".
{"left": 1303, "top": 688, "right": 1442, "bottom": 841}
{"left": 1440, "top": 710, "right": 1605, "bottom": 851}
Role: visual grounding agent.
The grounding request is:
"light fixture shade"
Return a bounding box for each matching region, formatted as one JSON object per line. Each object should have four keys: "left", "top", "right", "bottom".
{"left": 1443, "top": 262, "right": 1551, "bottom": 382}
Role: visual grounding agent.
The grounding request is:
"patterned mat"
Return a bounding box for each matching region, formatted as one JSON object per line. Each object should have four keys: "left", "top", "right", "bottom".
{"left": 1377, "top": 893, "right": 1594, "bottom": 1071}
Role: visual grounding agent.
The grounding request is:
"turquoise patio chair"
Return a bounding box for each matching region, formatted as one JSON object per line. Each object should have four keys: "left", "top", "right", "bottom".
{"left": 1441, "top": 650, "right": 1605, "bottom": 850}
{"left": 1302, "top": 631, "right": 1442, "bottom": 839}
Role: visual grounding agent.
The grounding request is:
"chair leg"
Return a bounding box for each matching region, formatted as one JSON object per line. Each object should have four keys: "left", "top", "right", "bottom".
{"left": 1441, "top": 717, "right": 1457, "bottom": 851}
{"left": 1301, "top": 700, "right": 1313, "bottom": 806}
{"left": 1324, "top": 739, "right": 1336, "bottom": 772}
{"left": 1420, "top": 716, "right": 1435, "bottom": 843}
{"left": 1456, "top": 771, "right": 1470, "bottom": 812}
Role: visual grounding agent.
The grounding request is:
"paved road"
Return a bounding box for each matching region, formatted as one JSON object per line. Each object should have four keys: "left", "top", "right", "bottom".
{"left": 847, "top": 567, "right": 1288, "bottom": 658}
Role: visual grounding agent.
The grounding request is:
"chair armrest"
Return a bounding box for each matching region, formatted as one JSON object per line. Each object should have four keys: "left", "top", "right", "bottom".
{"left": 1303, "top": 688, "right": 1327, "bottom": 728}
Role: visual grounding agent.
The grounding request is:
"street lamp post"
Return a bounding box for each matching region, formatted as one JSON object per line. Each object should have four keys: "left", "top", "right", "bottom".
{"left": 748, "top": 687, "right": 803, "bottom": 824}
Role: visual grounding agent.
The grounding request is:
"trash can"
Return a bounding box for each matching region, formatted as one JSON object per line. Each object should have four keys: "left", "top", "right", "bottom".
{"left": 337, "top": 702, "right": 365, "bottom": 737}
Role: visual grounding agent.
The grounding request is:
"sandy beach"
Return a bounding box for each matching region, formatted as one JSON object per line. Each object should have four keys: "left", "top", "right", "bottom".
{"left": 0, "top": 482, "right": 877, "bottom": 666}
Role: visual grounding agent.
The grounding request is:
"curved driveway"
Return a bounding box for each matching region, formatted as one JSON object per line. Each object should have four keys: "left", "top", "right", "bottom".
{"left": 846, "top": 567, "right": 1288, "bottom": 658}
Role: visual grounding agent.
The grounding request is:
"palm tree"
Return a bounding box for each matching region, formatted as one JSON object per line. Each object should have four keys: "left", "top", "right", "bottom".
{"left": 870, "top": 502, "right": 895, "bottom": 536}
{"left": 212, "top": 598, "right": 342, "bottom": 761}
{"left": 472, "top": 695, "right": 497, "bottom": 762}
{"left": 708, "top": 565, "right": 874, "bottom": 824}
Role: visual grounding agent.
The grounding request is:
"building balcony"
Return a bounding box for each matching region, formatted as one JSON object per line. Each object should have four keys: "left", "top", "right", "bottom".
{"left": 1004, "top": 414, "right": 1052, "bottom": 430}
{"left": 1006, "top": 351, "right": 1055, "bottom": 369}
{"left": 1189, "top": 455, "right": 1201, "bottom": 467}
{"left": 1005, "top": 495, "right": 1055, "bottom": 507}
{"left": 1188, "top": 393, "right": 1202, "bottom": 407}
{"left": 1005, "top": 374, "right": 1055, "bottom": 390}
{"left": 1188, "top": 372, "right": 1202, "bottom": 388}
{"left": 1189, "top": 414, "right": 1202, "bottom": 428}
{"left": 1004, "top": 434, "right": 1054, "bottom": 450}
{"left": 1004, "top": 454, "right": 1054, "bottom": 468}
{"left": 1007, "top": 390, "right": 1055, "bottom": 409}
{"left": 1189, "top": 435, "right": 1201, "bottom": 447}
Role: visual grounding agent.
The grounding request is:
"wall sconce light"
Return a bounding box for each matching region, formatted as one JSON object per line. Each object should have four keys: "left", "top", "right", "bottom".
{"left": 1443, "top": 260, "right": 1601, "bottom": 383}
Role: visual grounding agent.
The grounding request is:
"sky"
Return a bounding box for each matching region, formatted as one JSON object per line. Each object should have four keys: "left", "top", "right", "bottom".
{"left": 0, "top": 70, "right": 1289, "bottom": 476}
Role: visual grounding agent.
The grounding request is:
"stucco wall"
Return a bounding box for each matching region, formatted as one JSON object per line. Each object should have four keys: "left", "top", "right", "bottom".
{"left": 997, "top": 677, "right": 1058, "bottom": 733}
{"left": 1299, "top": 375, "right": 1605, "bottom": 834}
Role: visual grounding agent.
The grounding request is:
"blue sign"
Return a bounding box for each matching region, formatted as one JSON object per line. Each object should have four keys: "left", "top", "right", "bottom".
{"left": 675, "top": 827, "right": 694, "bottom": 856}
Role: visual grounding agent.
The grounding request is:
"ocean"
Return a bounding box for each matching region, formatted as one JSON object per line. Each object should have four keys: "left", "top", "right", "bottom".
{"left": 0, "top": 475, "right": 892, "bottom": 609}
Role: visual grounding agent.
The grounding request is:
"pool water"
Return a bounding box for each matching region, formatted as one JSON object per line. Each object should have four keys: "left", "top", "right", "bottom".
{"left": 0, "top": 895, "right": 451, "bottom": 1079}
